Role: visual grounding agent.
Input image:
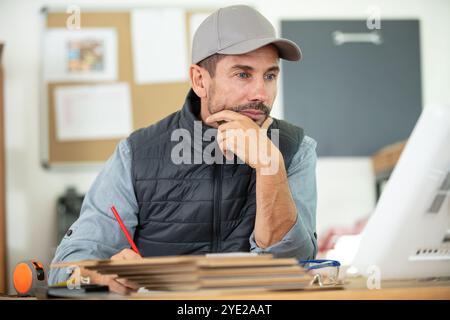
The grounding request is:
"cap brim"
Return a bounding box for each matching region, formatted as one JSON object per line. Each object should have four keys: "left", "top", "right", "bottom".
{"left": 217, "top": 37, "right": 301, "bottom": 61}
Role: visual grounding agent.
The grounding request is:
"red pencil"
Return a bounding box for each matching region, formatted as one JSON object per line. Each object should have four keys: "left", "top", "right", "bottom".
{"left": 110, "top": 205, "right": 141, "bottom": 256}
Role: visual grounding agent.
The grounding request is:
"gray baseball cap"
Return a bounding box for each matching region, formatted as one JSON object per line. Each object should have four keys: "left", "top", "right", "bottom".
{"left": 192, "top": 5, "right": 302, "bottom": 64}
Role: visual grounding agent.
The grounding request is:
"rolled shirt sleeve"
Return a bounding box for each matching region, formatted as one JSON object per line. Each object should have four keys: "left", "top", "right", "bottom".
{"left": 249, "top": 135, "right": 318, "bottom": 260}
{"left": 48, "top": 139, "right": 139, "bottom": 285}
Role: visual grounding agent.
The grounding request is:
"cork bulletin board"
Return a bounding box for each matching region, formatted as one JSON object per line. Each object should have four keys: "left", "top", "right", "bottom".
{"left": 41, "top": 8, "right": 211, "bottom": 166}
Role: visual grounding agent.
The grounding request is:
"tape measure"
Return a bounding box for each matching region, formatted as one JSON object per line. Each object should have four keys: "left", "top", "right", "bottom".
{"left": 12, "top": 260, "right": 47, "bottom": 296}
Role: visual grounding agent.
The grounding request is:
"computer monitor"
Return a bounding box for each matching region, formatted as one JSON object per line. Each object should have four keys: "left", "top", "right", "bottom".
{"left": 350, "top": 104, "right": 450, "bottom": 280}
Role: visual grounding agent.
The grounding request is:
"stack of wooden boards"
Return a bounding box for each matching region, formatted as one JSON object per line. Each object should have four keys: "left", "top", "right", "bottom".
{"left": 52, "top": 254, "right": 313, "bottom": 292}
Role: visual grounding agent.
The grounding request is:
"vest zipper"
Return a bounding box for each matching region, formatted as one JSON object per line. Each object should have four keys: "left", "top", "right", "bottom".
{"left": 212, "top": 164, "right": 223, "bottom": 252}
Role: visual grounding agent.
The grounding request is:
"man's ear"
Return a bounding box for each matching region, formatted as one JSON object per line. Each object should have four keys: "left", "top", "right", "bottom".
{"left": 189, "top": 64, "right": 209, "bottom": 98}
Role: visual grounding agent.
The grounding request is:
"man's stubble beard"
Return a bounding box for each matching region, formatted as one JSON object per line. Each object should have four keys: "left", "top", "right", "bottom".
{"left": 207, "top": 83, "right": 271, "bottom": 125}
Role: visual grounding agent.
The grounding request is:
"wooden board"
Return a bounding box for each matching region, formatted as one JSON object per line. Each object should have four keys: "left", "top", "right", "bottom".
{"left": 51, "top": 254, "right": 275, "bottom": 268}
{"left": 51, "top": 254, "right": 312, "bottom": 292}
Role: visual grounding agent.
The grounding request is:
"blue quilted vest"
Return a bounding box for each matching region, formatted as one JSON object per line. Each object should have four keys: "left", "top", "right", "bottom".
{"left": 128, "top": 89, "right": 304, "bottom": 256}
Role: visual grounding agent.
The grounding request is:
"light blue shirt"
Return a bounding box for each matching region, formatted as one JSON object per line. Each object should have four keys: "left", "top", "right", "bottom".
{"left": 48, "top": 135, "right": 318, "bottom": 285}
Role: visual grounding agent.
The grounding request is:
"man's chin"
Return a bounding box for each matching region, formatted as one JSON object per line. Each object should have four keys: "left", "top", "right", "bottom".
{"left": 254, "top": 115, "right": 269, "bottom": 127}
{"left": 238, "top": 112, "right": 267, "bottom": 125}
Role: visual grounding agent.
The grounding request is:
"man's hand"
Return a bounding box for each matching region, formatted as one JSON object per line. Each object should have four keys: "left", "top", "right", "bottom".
{"left": 111, "top": 248, "right": 142, "bottom": 261}
{"left": 206, "top": 110, "right": 298, "bottom": 248}
{"left": 205, "top": 110, "right": 279, "bottom": 171}
{"left": 69, "top": 248, "right": 142, "bottom": 295}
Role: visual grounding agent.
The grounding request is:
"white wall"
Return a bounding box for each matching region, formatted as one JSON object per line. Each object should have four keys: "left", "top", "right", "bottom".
{"left": 1, "top": 0, "right": 449, "bottom": 293}
{"left": 259, "top": 0, "right": 450, "bottom": 234}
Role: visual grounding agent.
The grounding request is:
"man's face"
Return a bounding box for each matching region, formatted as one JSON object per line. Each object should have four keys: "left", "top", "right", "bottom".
{"left": 204, "top": 45, "right": 280, "bottom": 127}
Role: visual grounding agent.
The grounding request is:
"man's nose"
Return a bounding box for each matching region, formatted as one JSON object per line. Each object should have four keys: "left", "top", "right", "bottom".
{"left": 248, "top": 77, "right": 269, "bottom": 103}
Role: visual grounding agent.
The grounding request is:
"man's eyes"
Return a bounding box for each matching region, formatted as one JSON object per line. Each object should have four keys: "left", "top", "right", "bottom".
{"left": 235, "top": 72, "right": 277, "bottom": 80}
{"left": 236, "top": 72, "right": 251, "bottom": 79}
{"left": 265, "top": 73, "right": 277, "bottom": 81}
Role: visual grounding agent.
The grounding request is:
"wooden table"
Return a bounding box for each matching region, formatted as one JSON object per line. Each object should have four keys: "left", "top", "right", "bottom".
{"left": 130, "top": 277, "right": 450, "bottom": 300}
{"left": 1, "top": 277, "right": 449, "bottom": 300}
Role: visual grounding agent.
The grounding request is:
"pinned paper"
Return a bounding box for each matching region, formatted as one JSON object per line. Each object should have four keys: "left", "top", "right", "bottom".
{"left": 44, "top": 28, "right": 118, "bottom": 81}
{"left": 54, "top": 83, "right": 133, "bottom": 141}
{"left": 131, "top": 8, "right": 189, "bottom": 84}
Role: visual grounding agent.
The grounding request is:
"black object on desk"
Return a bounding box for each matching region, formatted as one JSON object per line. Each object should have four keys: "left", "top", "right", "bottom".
{"left": 56, "top": 187, "right": 84, "bottom": 242}
{"left": 35, "top": 284, "right": 110, "bottom": 299}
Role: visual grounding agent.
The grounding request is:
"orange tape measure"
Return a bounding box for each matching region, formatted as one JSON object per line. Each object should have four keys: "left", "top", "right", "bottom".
{"left": 12, "top": 260, "right": 46, "bottom": 296}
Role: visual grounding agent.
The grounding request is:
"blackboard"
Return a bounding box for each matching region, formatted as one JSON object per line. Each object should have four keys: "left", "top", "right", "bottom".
{"left": 281, "top": 20, "right": 422, "bottom": 156}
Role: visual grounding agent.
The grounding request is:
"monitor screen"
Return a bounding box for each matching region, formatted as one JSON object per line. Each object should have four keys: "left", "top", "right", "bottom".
{"left": 350, "top": 104, "right": 450, "bottom": 280}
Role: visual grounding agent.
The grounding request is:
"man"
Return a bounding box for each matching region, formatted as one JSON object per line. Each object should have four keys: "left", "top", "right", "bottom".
{"left": 49, "top": 5, "right": 318, "bottom": 294}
